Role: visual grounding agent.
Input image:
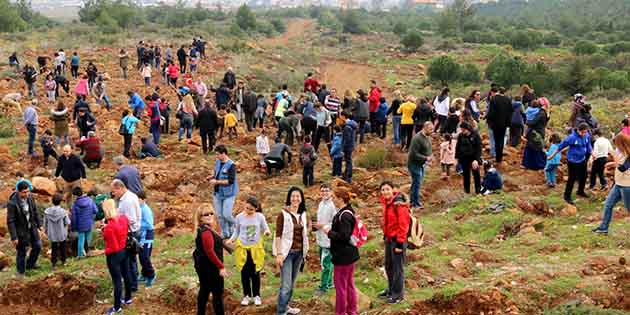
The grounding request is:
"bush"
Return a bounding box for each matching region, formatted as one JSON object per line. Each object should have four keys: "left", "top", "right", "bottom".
{"left": 601, "top": 71, "right": 630, "bottom": 90}
{"left": 428, "top": 56, "right": 462, "bottom": 85}
{"left": 509, "top": 30, "right": 543, "bottom": 50}
{"left": 95, "top": 11, "right": 121, "bottom": 34}
{"left": 543, "top": 32, "right": 562, "bottom": 46}
{"left": 562, "top": 59, "right": 594, "bottom": 95}
{"left": 485, "top": 54, "right": 527, "bottom": 88}
{"left": 317, "top": 10, "right": 342, "bottom": 32}
{"left": 605, "top": 41, "right": 630, "bottom": 55}
{"left": 341, "top": 10, "right": 368, "bottom": 34}
{"left": 574, "top": 40, "right": 599, "bottom": 55}
{"left": 522, "top": 61, "right": 561, "bottom": 96}
{"left": 218, "top": 39, "right": 251, "bottom": 54}
{"left": 461, "top": 63, "right": 481, "bottom": 82}
{"left": 256, "top": 20, "right": 276, "bottom": 37}
{"left": 270, "top": 18, "right": 286, "bottom": 34}
{"left": 392, "top": 21, "right": 408, "bottom": 36}
{"left": 0, "top": 116, "right": 15, "bottom": 138}
{"left": 401, "top": 30, "right": 424, "bottom": 52}
{"left": 235, "top": 4, "right": 256, "bottom": 31}
{"left": 356, "top": 147, "right": 386, "bottom": 169}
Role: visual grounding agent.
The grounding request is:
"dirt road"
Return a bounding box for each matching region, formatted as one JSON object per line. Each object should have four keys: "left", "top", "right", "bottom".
{"left": 261, "top": 19, "right": 316, "bottom": 47}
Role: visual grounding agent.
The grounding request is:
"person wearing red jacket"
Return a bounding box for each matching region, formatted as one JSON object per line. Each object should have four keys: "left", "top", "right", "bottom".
{"left": 304, "top": 72, "right": 319, "bottom": 94}
{"left": 76, "top": 131, "right": 103, "bottom": 168}
{"left": 102, "top": 199, "right": 132, "bottom": 315}
{"left": 379, "top": 181, "right": 410, "bottom": 304}
{"left": 368, "top": 80, "right": 382, "bottom": 135}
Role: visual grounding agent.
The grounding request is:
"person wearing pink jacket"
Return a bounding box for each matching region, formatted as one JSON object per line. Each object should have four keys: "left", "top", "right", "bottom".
{"left": 74, "top": 75, "right": 89, "bottom": 98}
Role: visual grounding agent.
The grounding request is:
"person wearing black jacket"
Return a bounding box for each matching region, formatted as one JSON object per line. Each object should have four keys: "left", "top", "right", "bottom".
{"left": 193, "top": 208, "right": 226, "bottom": 315}
{"left": 455, "top": 122, "right": 482, "bottom": 194}
{"left": 324, "top": 188, "right": 359, "bottom": 315}
{"left": 54, "top": 74, "right": 70, "bottom": 97}
{"left": 412, "top": 98, "right": 433, "bottom": 134}
{"left": 486, "top": 87, "right": 513, "bottom": 163}
{"left": 177, "top": 45, "right": 187, "bottom": 74}
{"left": 55, "top": 145, "right": 86, "bottom": 203}
{"left": 243, "top": 89, "right": 258, "bottom": 132}
{"left": 387, "top": 92, "right": 403, "bottom": 145}
{"left": 7, "top": 182, "right": 42, "bottom": 276}
{"left": 76, "top": 108, "right": 96, "bottom": 138}
{"left": 264, "top": 140, "right": 292, "bottom": 176}
{"left": 197, "top": 104, "right": 219, "bottom": 154}
{"left": 223, "top": 67, "right": 236, "bottom": 90}
{"left": 73, "top": 95, "right": 90, "bottom": 121}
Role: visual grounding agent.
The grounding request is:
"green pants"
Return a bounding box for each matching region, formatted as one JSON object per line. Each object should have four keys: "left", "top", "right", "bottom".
{"left": 319, "top": 247, "right": 334, "bottom": 292}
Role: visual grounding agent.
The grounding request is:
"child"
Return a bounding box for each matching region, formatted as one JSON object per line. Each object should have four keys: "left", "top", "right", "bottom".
{"left": 256, "top": 128, "right": 270, "bottom": 162}
{"left": 40, "top": 129, "right": 57, "bottom": 167}
{"left": 44, "top": 193, "right": 70, "bottom": 270}
{"left": 300, "top": 135, "right": 318, "bottom": 187}
{"left": 330, "top": 125, "right": 343, "bottom": 177}
{"left": 15, "top": 171, "right": 33, "bottom": 191}
{"left": 444, "top": 106, "right": 459, "bottom": 135}
{"left": 71, "top": 187, "right": 98, "bottom": 258}
{"left": 217, "top": 105, "right": 227, "bottom": 139}
{"left": 314, "top": 184, "right": 336, "bottom": 295}
{"left": 481, "top": 160, "right": 503, "bottom": 195}
{"left": 225, "top": 196, "right": 270, "bottom": 307}
{"left": 439, "top": 133, "right": 457, "bottom": 178}
{"left": 45, "top": 74, "right": 57, "bottom": 103}
{"left": 545, "top": 133, "right": 562, "bottom": 187}
{"left": 137, "top": 191, "right": 157, "bottom": 286}
{"left": 142, "top": 63, "right": 151, "bottom": 87}
{"left": 590, "top": 129, "right": 613, "bottom": 191}
{"left": 224, "top": 108, "right": 238, "bottom": 139}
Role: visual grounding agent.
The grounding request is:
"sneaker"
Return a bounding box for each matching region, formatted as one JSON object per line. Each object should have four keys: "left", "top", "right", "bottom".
{"left": 15, "top": 272, "right": 25, "bottom": 279}
{"left": 120, "top": 298, "right": 133, "bottom": 305}
{"left": 241, "top": 296, "right": 251, "bottom": 306}
{"left": 254, "top": 296, "right": 262, "bottom": 306}
{"left": 145, "top": 275, "right": 156, "bottom": 287}
{"left": 106, "top": 307, "right": 122, "bottom": 315}
{"left": 564, "top": 198, "right": 575, "bottom": 205}
{"left": 377, "top": 290, "right": 390, "bottom": 299}
{"left": 387, "top": 297, "right": 403, "bottom": 304}
{"left": 592, "top": 228, "right": 609, "bottom": 235}
{"left": 137, "top": 275, "right": 147, "bottom": 283}
{"left": 313, "top": 289, "right": 325, "bottom": 296}
{"left": 577, "top": 192, "right": 590, "bottom": 198}
{"left": 600, "top": 185, "right": 608, "bottom": 191}
{"left": 287, "top": 306, "right": 301, "bottom": 314}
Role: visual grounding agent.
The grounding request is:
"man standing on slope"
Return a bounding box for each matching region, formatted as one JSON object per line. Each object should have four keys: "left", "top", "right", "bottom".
{"left": 408, "top": 121, "right": 433, "bottom": 210}
{"left": 486, "top": 87, "right": 513, "bottom": 164}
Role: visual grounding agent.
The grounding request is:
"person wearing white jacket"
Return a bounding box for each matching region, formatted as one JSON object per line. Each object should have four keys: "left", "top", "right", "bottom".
{"left": 313, "top": 184, "right": 337, "bottom": 295}
{"left": 433, "top": 87, "right": 450, "bottom": 134}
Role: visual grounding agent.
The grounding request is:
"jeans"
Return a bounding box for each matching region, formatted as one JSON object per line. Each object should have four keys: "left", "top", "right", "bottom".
{"left": 313, "top": 126, "right": 330, "bottom": 152}
{"left": 107, "top": 251, "right": 132, "bottom": 310}
{"left": 213, "top": 195, "right": 236, "bottom": 238}
{"left": 334, "top": 263, "right": 357, "bottom": 315}
{"left": 43, "top": 147, "right": 57, "bottom": 166}
{"left": 99, "top": 95, "right": 112, "bottom": 111}
{"left": 343, "top": 149, "right": 353, "bottom": 183}
{"left": 357, "top": 119, "right": 367, "bottom": 144}
{"left": 319, "top": 247, "right": 334, "bottom": 292}
{"left": 241, "top": 250, "right": 261, "bottom": 297}
{"left": 71, "top": 65, "right": 79, "bottom": 78}
{"left": 488, "top": 128, "right": 496, "bottom": 158}
{"left": 144, "top": 77, "right": 151, "bottom": 86}
{"left": 384, "top": 240, "right": 406, "bottom": 299}
{"left": 303, "top": 166, "right": 314, "bottom": 187}
{"left": 392, "top": 116, "right": 402, "bottom": 144}
{"left": 178, "top": 116, "right": 194, "bottom": 140}
{"left": 47, "top": 90, "right": 56, "bottom": 102}
{"left": 121, "top": 67, "right": 128, "bottom": 79}
{"left": 277, "top": 250, "right": 303, "bottom": 315}
{"left": 77, "top": 230, "right": 92, "bottom": 257}
{"left": 56, "top": 135, "right": 70, "bottom": 146}
{"left": 598, "top": 184, "right": 630, "bottom": 231}
{"left": 27, "top": 124, "right": 36, "bottom": 155}
{"left": 590, "top": 156, "right": 608, "bottom": 189}
{"left": 139, "top": 240, "right": 155, "bottom": 279}
{"left": 332, "top": 157, "right": 343, "bottom": 177}
{"left": 50, "top": 241, "right": 66, "bottom": 266}
{"left": 565, "top": 160, "right": 587, "bottom": 201}
{"left": 434, "top": 115, "right": 447, "bottom": 134}
{"left": 150, "top": 122, "right": 161, "bottom": 145}
{"left": 408, "top": 164, "right": 425, "bottom": 208}
{"left": 15, "top": 229, "right": 41, "bottom": 274}
{"left": 126, "top": 232, "right": 140, "bottom": 291}
{"left": 545, "top": 164, "right": 559, "bottom": 185}
{"left": 27, "top": 82, "right": 36, "bottom": 97}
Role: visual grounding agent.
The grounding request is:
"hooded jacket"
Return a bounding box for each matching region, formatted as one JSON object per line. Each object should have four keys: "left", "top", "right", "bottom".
{"left": 354, "top": 97, "right": 370, "bottom": 121}
{"left": 330, "top": 132, "right": 344, "bottom": 159}
{"left": 7, "top": 192, "right": 40, "bottom": 242}
{"left": 455, "top": 130, "right": 482, "bottom": 162}
{"left": 300, "top": 143, "right": 317, "bottom": 167}
{"left": 103, "top": 215, "right": 129, "bottom": 255}
{"left": 368, "top": 87, "right": 382, "bottom": 113}
{"left": 342, "top": 119, "right": 358, "bottom": 151}
{"left": 71, "top": 196, "right": 98, "bottom": 232}
{"left": 381, "top": 192, "right": 410, "bottom": 249}
{"left": 557, "top": 130, "right": 592, "bottom": 164}
{"left": 328, "top": 204, "right": 360, "bottom": 266}
{"left": 375, "top": 101, "right": 389, "bottom": 123}
{"left": 128, "top": 93, "right": 145, "bottom": 111}
{"left": 44, "top": 205, "right": 70, "bottom": 242}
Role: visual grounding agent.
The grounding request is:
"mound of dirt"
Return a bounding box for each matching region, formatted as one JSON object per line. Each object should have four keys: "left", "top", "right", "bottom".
{"left": 0, "top": 273, "right": 96, "bottom": 314}
{"left": 408, "top": 288, "right": 519, "bottom": 315}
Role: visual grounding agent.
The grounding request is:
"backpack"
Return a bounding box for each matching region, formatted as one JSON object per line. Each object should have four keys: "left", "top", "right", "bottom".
{"left": 340, "top": 210, "right": 368, "bottom": 248}
{"left": 393, "top": 195, "right": 425, "bottom": 250}
{"left": 300, "top": 148, "right": 317, "bottom": 166}
{"left": 93, "top": 194, "right": 109, "bottom": 221}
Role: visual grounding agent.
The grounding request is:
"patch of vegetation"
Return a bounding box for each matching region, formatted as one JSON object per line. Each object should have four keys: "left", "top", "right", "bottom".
{"left": 0, "top": 116, "right": 16, "bottom": 138}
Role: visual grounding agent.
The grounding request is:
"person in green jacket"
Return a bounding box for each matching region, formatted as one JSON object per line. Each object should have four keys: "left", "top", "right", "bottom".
{"left": 407, "top": 121, "right": 433, "bottom": 209}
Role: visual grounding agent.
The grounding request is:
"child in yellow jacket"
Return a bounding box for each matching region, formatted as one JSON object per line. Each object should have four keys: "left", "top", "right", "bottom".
{"left": 224, "top": 108, "right": 238, "bottom": 139}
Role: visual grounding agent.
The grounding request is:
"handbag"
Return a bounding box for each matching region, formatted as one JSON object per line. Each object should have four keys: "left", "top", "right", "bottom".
{"left": 118, "top": 123, "right": 128, "bottom": 135}
{"left": 125, "top": 229, "right": 142, "bottom": 254}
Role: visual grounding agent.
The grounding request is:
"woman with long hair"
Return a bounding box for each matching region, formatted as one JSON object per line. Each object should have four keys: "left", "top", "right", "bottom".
{"left": 593, "top": 134, "right": 630, "bottom": 234}
{"left": 273, "top": 186, "right": 309, "bottom": 315}
{"left": 521, "top": 100, "right": 548, "bottom": 170}
{"left": 102, "top": 199, "right": 132, "bottom": 315}
{"left": 193, "top": 205, "right": 227, "bottom": 315}
{"left": 465, "top": 89, "right": 481, "bottom": 121}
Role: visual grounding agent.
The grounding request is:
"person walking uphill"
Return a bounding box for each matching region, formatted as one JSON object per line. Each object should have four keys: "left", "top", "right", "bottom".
{"left": 210, "top": 145, "right": 238, "bottom": 239}
{"left": 273, "top": 187, "right": 310, "bottom": 315}
{"left": 23, "top": 100, "right": 38, "bottom": 157}
{"left": 548, "top": 123, "right": 593, "bottom": 205}
{"left": 408, "top": 121, "right": 433, "bottom": 210}
{"left": 55, "top": 145, "right": 86, "bottom": 203}
{"left": 486, "top": 87, "right": 513, "bottom": 163}
{"left": 340, "top": 112, "right": 358, "bottom": 183}
{"left": 193, "top": 206, "right": 227, "bottom": 315}
{"left": 225, "top": 197, "right": 271, "bottom": 306}
{"left": 379, "top": 181, "right": 410, "bottom": 304}
{"left": 7, "top": 182, "right": 42, "bottom": 277}
{"left": 110, "top": 179, "right": 142, "bottom": 293}
{"left": 120, "top": 110, "right": 140, "bottom": 158}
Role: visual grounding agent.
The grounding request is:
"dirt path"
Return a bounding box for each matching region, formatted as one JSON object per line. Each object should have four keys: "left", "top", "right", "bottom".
{"left": 261, "top": 19, "right": 315, "bottom": 47}
{"left": 319, "top": 59, "right": 384, "bottom": 95}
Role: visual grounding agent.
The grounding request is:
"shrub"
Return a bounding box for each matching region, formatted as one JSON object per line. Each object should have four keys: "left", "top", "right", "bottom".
{"left": 522, "top": 61, "right": 561, "bottom": 96}
{"left": 485, "top": 54, "right": 527, "bottom": 88}
{"left": 341, "top": 10, "right": 368, "bottom": 34}
{"left": 235, "top": 4, "right": 256, "bottom": 31}
{"left": 356, "top": 147, "right": 386, "bottom": 169}
{"left": 605, "top": 41, "right": 630, "bottom": 55}
{"left": 317, "top": 10, "right": 341, "bottom": 32}
{"left": 428, "top": 56, "right": 462, "bottom": 85}
{"left": 270, "top": 18, "right": 286, "bottom": 34}
{"left": 601, "top": 71, "right": 630, "bottom": 91}
{"left": 461, "top": 63, "right": 481, "bottom": 83}
{"left": 401, "top": 30, "right": 424, "bottom": 52}
{"left": 95, "top": 11, "right": 121, "bottom": 34}
{"left": 543, "top": 32, "right": 562, "bottom": 46}
{"left": 256, "top": 20, "right": 276, "bottom": 37}
{"left": 574, "top": 40, "right": 599, "bottom": 55}
{"left": 0, "top": 116, "right": 15, "bottom": 138}
{"left": 562, "top": 59, "right": 594, "bottom": 95}
{"left": 392, "top": 21, "right": 408, "bottom": 36}
{"left": 218, "top": 39, "right": 251, "bottom": 53}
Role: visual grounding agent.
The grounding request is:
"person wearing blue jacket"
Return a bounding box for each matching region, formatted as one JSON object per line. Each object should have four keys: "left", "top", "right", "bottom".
{"left": 120, "top": 110, "right": 140, "bottom": 158}
{"left": 374, "top": 97, "right": 388, "bottom": 139}
{"left": 71, "top": 187, "right": 97, "bottom": 258}
{"left": 545, "top": 133, "right": 562, "bottom": 187}
{"left": 548, "top": 123, "right": 593, "bottom": 204}
{"left": 137, "top": 191, "right": 156, "bottom": 286}
{"left": 330, "top": 125, "right": 344, "bottom": 177}
{"left": 481, "top": 161, "right": 503, "bottom": 195}
{"left": 210, "top": 145, "right": 238, "bottom": 238}
{"left": 341, "top": 112, "right": 358, "bottom": 183}
{"left": 127, "top": 91, "right": 145, "bottom": 118}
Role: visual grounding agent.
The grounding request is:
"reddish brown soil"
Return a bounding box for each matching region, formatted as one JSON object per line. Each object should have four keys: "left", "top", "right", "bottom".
{"left": 408, "top": 288, "right": 519, "bottom": 315}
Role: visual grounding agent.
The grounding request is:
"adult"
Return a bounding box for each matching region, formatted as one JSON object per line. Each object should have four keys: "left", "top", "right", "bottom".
{"left": 317, "top": 84, "right": 330, "bottom": 107}
{"left": 521, "top": 100, "right": 548, "bottom": 170}
{"left": 22, "top": 64, "right": 37, "bottom": 97}
{"left": 388, "top": 90, "right": 403, "bottom": 145}
{"left": 51, "top": 101, "right": 70, "bottom": 146}
{"left": 71, "top": 187, "right": 97, "bottom": 258}
{"left": 136, "top": 41, "right": 145, "bottom": 70}
{"left": 486, "top": 87, "right": 513, "bottom": 163}
{"left": 379, "top": 181, "right": 410, "bottom": 304}
{"left": 23, "top": 100, "right": 38, "bottom": 156}
{"left": 313, "top": 102, "right": 332, "bottom": 152}
{"left": 465, "top": 90, "right": 481, "bottom": 121}
{"left": 86, "top": 61, "right": 98, "bottom": 90}
{"left": 127, "top": 91, "right": 145, "bottom": 119}
{"left": 177, "top": 45, "right": 187, "bottom": 73}
{"left": 432, "top": 88, "right": 450, "bottom": 134}
{"left": 510, "top": 96, "right": 525, "bottom": 147}
{"left": 193, "top": 207, "right": 226, "bottom": 315}
{"left": 119, "top": 49, "right": 129, "bottom": 79}
{"left": 264, "top": 139, "right": 293, "bottom": 176}
{"left": 54, "top": 73, "right": 70, "bottom": 97}
{"left": 213, "top": 82, "right": 231, "bottom": 108}
{"left": 102, "top": 199, "right": 132, "bottom": 315}
{"left": 7, "top": 182, "right": 42, "bottom": 277}
{"left": 303, "top": 72, "right": 319, "bottom": 94}
{"left": 197, "top": 103, "right": 219, "bottom": 154}
{"left": 92, "top": 76, "right": 112, "bottom": 111}
{"left": 412, "top": 97, "right": 433, "bottom": 134}
{"left": 76, "top": 131, "right": 104, "bottom": 168}
{"left": 354, "top": 90, "right": 370, "bottom": 144}
{"left": 235, "top": 82, "right": 245, "bottom": 122}
{"left": 593, "top": 134, "right": 630, "bottom": 234}
{"left": 408, "top": 121, "right": 433, "bottom": 209}
{"left": 114, "top": 156, "right": 144, "bottom": 195}
{"left": 569, "top": 93, "right": 586, "bottom": 128}
{"left": 110, "top": 179, "right": 142, "bottom": 293}
{"left": 520, "top": 84, "right": 536, "bottom": 107}
{"left": 210, "top": 145, "right": 238, "bottom": 239}
{"left": 398, "top": 96, "right": 416, "bottom": 151}
{"left": 73, "top": 95, "right": 90, "bottom": 121}
{"left": 341, "top": 112, "right": 358, "bottom": 183}
{"left": 55, "top": 145, "right": 86, "bottom": 202}
{"left": 243, "top": 88, "right": 258, "bottom": 132}
{"left": 167, "top": 61, "right": 180, "bottom": 87}
{"left": 146, "top": 96, "right": 162, "bottom": 145}
{"left": 368, "top": 80, "right": 382, "bottom": 135}
{"left": 575, "top": 103, "right": 599, "bottom": 132}
{"left": 223, "top": 67, "right": 237, "bottom": 90}
{"left": 165, "top": 45, "right": 173, "bottom": 64}
{"left": 76, "top": 108, "right": 96, "bottom": 138}
{"left": 139, "top": 137, "right": 161, "bottom": 159}
{"left": 301, "top": 96, "right": 318, "bottom": 138}
{"left": 278, "top": 111, "right": 300, "bottom": 146}
{"left": 455, "top": 122, "right": 482, "bottom": 194}
{"left": 548, "top": 123, "right": 592, "bottom": 205}
{"left": 194, "top": 79, "right": 208, "bottom": 101}
{"left": 177, "top": 94, "right": 198, "bottom": 142}
{"left": 120, "top": 110, "right": 140, "bottom": 158}
{"left": 324, "top": 88, "right": 341, "bottom": 123}
{"left": 70, "top": 52, "right": 80, "bottom": 79}
{"left": 273, "top": 187, "right": 309, "bottom": 315}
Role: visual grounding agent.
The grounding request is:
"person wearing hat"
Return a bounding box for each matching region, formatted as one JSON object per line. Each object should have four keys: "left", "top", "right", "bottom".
{"left": 455, "top": 122, "right": 482, "bottom": 194}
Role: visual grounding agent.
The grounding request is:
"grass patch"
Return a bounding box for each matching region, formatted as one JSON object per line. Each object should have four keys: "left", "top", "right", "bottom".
{"left": 0, "top": 116, "right": 16, "bottom": 138}
{"left": 545, "top": 304, "right": 629, "bottom": 315}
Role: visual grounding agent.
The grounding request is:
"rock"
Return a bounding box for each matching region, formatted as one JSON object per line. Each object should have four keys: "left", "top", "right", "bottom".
{"left": 0, "top": 145, "right": 9, "bottom": 154}
{"left": 0, "top": 250, "right": 9, "bottom": 271}
{"left": 517, "top": 226, "right": 538, "bottom": 237}
{"left": 31, "top": 177, "right": 57, "bottom": 196}
{"left": 31, "top": 167, "right": 49, "bottom": 177}
{"left": 560, "top": 204, "right": 577, "bottom": 217}
{"left": 450, "top": 258, "right": 466, "bottom": 269}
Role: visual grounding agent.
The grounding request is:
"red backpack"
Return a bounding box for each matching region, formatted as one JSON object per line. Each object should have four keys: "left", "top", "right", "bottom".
{"left": 340, "top": 210, "right": 368, "bottom": 248}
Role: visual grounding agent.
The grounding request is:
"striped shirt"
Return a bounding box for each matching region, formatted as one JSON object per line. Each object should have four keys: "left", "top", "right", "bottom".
{"left": 324, "top": 95, "right": 340, "bottom": 114}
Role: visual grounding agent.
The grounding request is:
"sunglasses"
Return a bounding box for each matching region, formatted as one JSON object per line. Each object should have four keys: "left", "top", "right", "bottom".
{"left": 201, "top": 212, "right": 214, "bottom": 217}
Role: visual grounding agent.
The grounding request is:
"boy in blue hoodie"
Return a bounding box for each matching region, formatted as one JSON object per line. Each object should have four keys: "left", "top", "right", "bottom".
{"left": 545, "top": 133, "right": 562, "bottom": 188}
{"left": 330, "top": 125, "right": 344, "bottom": 177}
{"left": 548, "top": 123, "right": 593, "bottom": 204}
{"left": 137, "top": 191, "right": 156, "bottom": 286}
{"left": 481, "top": 160, "right": 503, "bottom": 195}
{"left": 374, "top": 97, "right": 389, "bottom": 139}
{"left": 71, "top": 187, "right": 97, "bottom": 258}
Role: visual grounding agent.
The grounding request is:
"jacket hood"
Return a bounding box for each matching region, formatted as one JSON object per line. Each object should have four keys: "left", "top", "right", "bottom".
{"left": 74, "top": 196, "right": 93, "bottom": 209}
{"left": 345, "top": 119, "right": 358, "bottom": 129}
{"left": 45, "top": 205, "right": 67, "bottom": 222}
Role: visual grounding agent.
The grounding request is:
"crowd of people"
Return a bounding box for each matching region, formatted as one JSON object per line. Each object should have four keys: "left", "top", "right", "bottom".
{"left": 5, "top": 40, "right": 630, "bottom": 315}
